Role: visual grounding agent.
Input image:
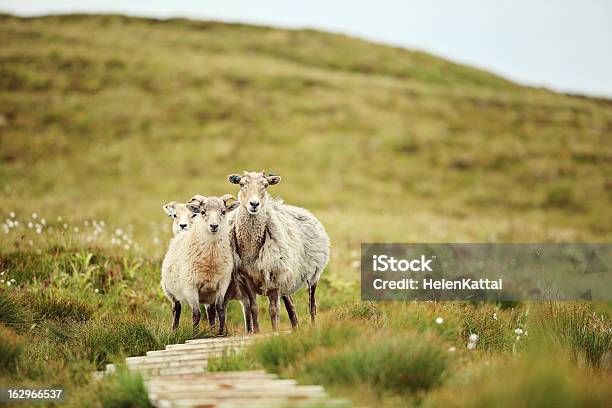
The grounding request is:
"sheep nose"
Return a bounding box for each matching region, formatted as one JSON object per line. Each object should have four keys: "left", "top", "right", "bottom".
{"left": 179, "top": 224, "right": 187, "bottom": 229}
{"left": 249, "top": 201, "right": 259, "bottom": 208}
{"left": 210, "top": 224, "right": 219, "bottom": 231}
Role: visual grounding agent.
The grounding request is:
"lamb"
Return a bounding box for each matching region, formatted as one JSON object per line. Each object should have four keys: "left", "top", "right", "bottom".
{"left": 163, "top": 201, "right": 197, "bottom": 235}
{"left": 162, "top": 198, "right": 221, "bottom": 329}
{"left": 161, "top": 194, "right": 239, "bottom": 334}
{"left": 228, "top": 171, "right": 330, "bottom": 331}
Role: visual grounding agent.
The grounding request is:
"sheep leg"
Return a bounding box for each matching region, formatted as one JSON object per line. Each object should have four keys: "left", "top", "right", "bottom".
{"left": 172, "top": 299, "right": 182, "bottom": 331}
{"left": 309, "top": 282, "right": 318, "bottom": 323}
{"left": 215, "top": 298, "right": 226, "bottom": 336}
{"left": 282, "top": 295, "right": 299, "bottom": 329}
{"left": 244, "top": 279, "right": 260, "bottom": 334}
{"left": 249, "top": 294, "right": 260, "bottom": 334}
{"left": 206, "top": 304, "right": 217, "bottom": 328}
{"left": 241, "top": 299, "right": 254, "bottom": 334}
{"left": 192, "top": 303, "right": 201, "bottom": 331}
{"left": 267, "top": 288, "right": 281, "bottom": 332}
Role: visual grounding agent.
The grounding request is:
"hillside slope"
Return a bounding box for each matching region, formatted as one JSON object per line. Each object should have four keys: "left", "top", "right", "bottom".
{"left": 1, "top": 14, "right": 610, "bottom": 269}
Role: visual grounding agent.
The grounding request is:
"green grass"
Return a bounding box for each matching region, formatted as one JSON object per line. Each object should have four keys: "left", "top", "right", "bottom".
{"left": 301, "top": 333, "right": 450, "bottom": 394}
{"left": 0, "top": 323, "right": 23, "bottom": 374}
{"left": 534, "top": 302, "right": 612, "bottom": 368}
{"left": 100, "top": 368, "right": 152, "bottom": 408}
{"left": 207, "top": 350, "right": 257, "bottom": 372}
{"left": 0, "top": 12, "right": 610, "bottom": 407}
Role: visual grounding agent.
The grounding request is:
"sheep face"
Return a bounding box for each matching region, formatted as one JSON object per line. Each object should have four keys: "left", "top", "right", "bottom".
{"left": 188, "top": 195, "right": 239, "bottom": 235}
{"left": 163, "top": 201, "right": 197, "bottom": 235}
{"left": 228, "top": 171, "right": 281, "bottom": 215}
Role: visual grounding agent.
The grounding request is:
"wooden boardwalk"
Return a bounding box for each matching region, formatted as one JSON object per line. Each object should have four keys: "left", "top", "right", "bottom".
{"left": 98, "top": 335, "right": 349, "bottom": 408}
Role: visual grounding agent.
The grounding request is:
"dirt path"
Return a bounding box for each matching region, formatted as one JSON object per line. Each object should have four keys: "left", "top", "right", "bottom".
{"left": 98, "top": 335, "right": 348, "bottom": 408}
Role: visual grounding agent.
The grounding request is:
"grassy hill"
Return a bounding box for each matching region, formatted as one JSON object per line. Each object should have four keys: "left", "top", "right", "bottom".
{"left": 1, "top": 14, "right": 611, "bottom": 262}
{"left": 0, "top": 14, "right": 611, "bottom": 407}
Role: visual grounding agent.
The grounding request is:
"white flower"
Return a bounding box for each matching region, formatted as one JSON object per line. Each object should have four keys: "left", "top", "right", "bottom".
{"left": 124, "top": 244, "right": 130, "bottom": 250}
{"left": 492, "top": 313, "right": 497, "bottom": 320}
{"left": 28, "top": 240, "right": 33, "bottom": 246}
{"left": 469, "top": 333, "right": 479, "bottom": 342}
{"left": 74, "top": 227, "right": 79, "bottom": 233}
{"left": 9, "top": 211, "right": 15, "bottom": 218}
{"left": 27, "top": 222, "right": 33, "bottom": 228}
{"left": 6, "top": 281, "right": 11, "bottom": 286}
{"left": 514, "top": 328, "right": 523, "bottom": 335}
{"left": 13, "top": 220, "right": 19, "bottom": 226}
{"left": 524, "top": 331, "right": 528, "bottom": 336}
{"left": 467, "top": 341, "right": 476, "bottom": 350}
{"left": 94, "top": 288, "right": 99, "bottom": 293}
{"left": 57, "top": 216, "right": 62, "bottom": 221}
{"left": 435, "top": 317, "right": 444, "bottom": 325}
{"left": 10, "top": 278, "right": 15, "bottom": 283}
{"left": 63, "top": 223, "right": 68, "bottom": 229}
{"left": 0, "top": 271, "right": 4, "bottom": 276}
{"left": 32, "top": 212, "right": 37, "bottom": 219}
{"left": 41, "top": 218, "right": 46, "bottom": 226}
{"left": 448, "top": 346, "right": 456, "bottom": 352}
{"left": 115, "top": 228, "right": 123, "bottom": 236}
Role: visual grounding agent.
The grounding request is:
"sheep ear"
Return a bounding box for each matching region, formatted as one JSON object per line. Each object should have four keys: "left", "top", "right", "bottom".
{"left": 163, "top": 202, "right": 177, "bottom": 217}
{"left": 267, "top": 175, "right": 281, "bottom": 185}
{"left": 187, "top": 203, "right": 201, "bottom": 214}
{"left": 228, "top": 174, "right": 241, "bottom": 184}
{"left": 226, "top": 201, "right": 240, "bottom": 212}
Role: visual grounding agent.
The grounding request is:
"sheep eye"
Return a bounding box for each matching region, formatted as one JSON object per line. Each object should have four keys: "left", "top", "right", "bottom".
{"left": 173, "top": 214, "right": 177, "bottom": 218}
{"left": 191, "top": 213, "right": 197, "bottom": 218}
{"left": 221, "top": 210, "right": 226, "bottom": 216}
{"left": 239, "top": 182, "right": 245, "bottom": 187}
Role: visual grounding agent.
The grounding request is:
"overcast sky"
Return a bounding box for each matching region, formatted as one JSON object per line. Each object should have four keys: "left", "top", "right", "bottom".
{"left": 2, "top": 0, "right": 611, "bottom": 98}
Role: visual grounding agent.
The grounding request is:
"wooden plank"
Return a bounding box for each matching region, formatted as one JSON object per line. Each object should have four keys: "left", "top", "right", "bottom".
{"left": 148, "top": 379, "right": 298, "bottom": 392}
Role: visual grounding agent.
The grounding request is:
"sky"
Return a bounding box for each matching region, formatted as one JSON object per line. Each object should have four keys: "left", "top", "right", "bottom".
{"left": 2, "top": 1, "right": 611, "bottom": 98}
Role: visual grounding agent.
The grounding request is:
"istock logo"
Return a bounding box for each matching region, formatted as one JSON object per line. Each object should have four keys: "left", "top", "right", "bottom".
{"left": 372, "top": 254, "right": 434, "bottom": 272}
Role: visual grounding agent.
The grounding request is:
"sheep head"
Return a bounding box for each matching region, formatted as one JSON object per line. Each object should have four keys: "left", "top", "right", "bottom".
{"left": 228, "top": 171, "right": 281, "bottom": 215}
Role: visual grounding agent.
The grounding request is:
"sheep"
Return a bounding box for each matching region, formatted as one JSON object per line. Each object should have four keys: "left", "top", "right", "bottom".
{"left": 188, "top": 196, "right": 296, "bottom": 333}
{"left": 163, "top": 201, "right": 197, "bottom": 235}
{"left": 228, "top": 171, "right": 330, "bottom": 331}
{"left": 162, "top": 199, "right": 221, "bottom": 329}
{"left": 161, "top": 194, "right": 239, "bottom": 334}
{"left": 189, "top": 195, "right": 258, "bottom": 333}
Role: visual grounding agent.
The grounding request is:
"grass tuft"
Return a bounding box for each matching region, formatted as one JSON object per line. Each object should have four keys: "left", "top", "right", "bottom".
{"left": 28, "top": 293, "right": 94, "bottom": 323}
{"left": 101, "top": 368, "right": 153, "bottom": 408}
{"left": 302, "top": 332, "right": 449, "bottom": 394}
{"left": 251, "top": 323, "right": 359, "bottom": 373}
{"left": 0, "top": 323, "right": 23, "bottom": 374}
{"left": 76, "top": 318, "right": 159, "bottom": 369}
{"left": 207, "top": 350, "right": 258, "bottom": 372}
{"left": 0, "top": 291, "right": 32, "bottom": 331}
{"left": 536, "top": 302, "right": 611, "bottom": 368}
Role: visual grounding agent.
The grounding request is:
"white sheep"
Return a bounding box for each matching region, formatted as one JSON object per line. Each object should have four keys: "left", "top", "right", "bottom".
{"left": 163, "top": 201, "right": 197, "bottom": 235}
{"left": 228, "top": 171, "right": 330, "bottom": 331}
{"left": 161, "top": 194, "right": 239, "bottom": 334}
{"left": 162, "top": 198, "right": 221, "bottom": 329}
